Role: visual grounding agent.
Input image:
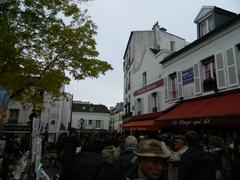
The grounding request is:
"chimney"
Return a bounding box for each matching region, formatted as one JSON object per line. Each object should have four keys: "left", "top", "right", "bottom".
{"left": 160, "top": 27, "right": 167, "bottom": 32}
{"left": 152, "top": 21, "right": 160, "bottom": 31}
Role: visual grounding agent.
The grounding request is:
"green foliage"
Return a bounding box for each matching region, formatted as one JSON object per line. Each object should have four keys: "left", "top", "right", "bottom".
{"left": 0, "top": 0, "right": 112, "bottom": 108}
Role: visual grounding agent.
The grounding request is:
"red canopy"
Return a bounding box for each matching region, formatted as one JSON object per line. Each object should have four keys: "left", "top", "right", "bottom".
{"left": 122, "top": 120, "right": 161, "bottom": 131}
{"left": 158, "top": 90, "right": 240, "bottom": 126}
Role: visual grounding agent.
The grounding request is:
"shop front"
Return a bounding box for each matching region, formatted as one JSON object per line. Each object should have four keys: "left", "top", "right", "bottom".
{"left": 157, "top": 90, "right": 240, "bottom": 141}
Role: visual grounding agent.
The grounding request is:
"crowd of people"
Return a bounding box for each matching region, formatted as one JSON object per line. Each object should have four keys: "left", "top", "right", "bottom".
{"left": 54, "top": 130, "right": 240, "bottom": 180}
{"left": 0, "top": 134, "right": 29, "bottom": 180}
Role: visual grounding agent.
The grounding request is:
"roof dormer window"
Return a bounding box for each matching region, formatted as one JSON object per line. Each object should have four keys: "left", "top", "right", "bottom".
{"left": 199, "top": 14, "right": 214, "bottom": 37}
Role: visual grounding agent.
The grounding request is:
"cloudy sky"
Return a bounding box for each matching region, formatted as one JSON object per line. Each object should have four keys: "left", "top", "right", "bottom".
{"left": 65, "top": 0, "right": 240, "bottom": 108}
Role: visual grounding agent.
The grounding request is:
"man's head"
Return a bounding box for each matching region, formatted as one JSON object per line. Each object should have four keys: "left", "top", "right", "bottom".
{"left": 134, "top": 139, "right": 171, "bottom": 180}
{"left": 172, "top": 135, "right": 185, "bottom": 151}
{"left": 185, "top": 130, "right": 200, "bottom": 147}
{"left": 125, "top": 135, "right": 138, "bottom": 149}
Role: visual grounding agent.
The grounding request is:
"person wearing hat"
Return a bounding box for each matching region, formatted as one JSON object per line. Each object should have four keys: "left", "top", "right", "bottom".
{"left": 126, "top": 139, "right": 171, "bottom": 180}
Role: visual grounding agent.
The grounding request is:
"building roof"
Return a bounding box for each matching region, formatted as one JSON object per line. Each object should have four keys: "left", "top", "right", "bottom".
{"left": 194, "top": 6, "right": 237, "bottom": 23}
{"left": 161, "top": 13, "right": 240, "bottom": 64}
{"left": 72, "top": 103, "right": 110, "bottom": 113}
{"left": 149, "top": 48, "right": 161, "bottom": 55}
{"left": 123, "top": 29, "right": 185, "bottom": 59}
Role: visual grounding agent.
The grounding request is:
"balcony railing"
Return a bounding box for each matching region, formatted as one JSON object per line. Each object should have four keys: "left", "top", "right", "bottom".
{"left": 203, "top": 78, "right": 217, "bottom": 92}
{"left": 152, "top": 107, "right": 157, "bottom": 112}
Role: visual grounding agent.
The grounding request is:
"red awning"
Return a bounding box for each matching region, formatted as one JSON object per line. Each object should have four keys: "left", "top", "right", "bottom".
{"left": 158, "top": 90, "right": 240, "bottom": 126}
{"left": 122, "top": 120, "right": 160, "bottom": 131}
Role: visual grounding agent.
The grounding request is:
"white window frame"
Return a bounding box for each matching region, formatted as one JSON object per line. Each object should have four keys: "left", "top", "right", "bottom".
{"left": 199, "top": 14, "right": 213, "bottom": 37}
{"left": 215, "top": 51, "right": 227, "bottom": 89}
{"left": 9, "top": 109, "right": 19, "bottom": 122}
{"left": 225, "top": 47, "right": 239, "bottom": 87}
{"left": 193, "top": 62, "right": 202, "bottom": 95}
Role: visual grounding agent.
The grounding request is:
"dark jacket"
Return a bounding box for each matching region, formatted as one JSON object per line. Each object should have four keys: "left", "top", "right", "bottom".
{"left": 231, "top": 158, "right": 240, "bottom": 180}
{"left": 115, "top": 147, "right": 137, "bottom": 176}
{"left": 60, "top": 136, "right": 79, "bottom": 173}
{"left": 178, "top": 146, "right": 216, "bottom": 180}
{"left": 61, "top": 152, "right": 126, "bottom": 180}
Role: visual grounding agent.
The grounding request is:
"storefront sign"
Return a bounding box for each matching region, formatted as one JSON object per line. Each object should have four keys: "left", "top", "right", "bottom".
{"left": 182, "top": 68, "right": 194, "bottom": 85}
{"left": 134, "top": 79, "right": 164, "bottom": 96}
{"left": 172, "top": 118, "right": 211, "bottom": 126}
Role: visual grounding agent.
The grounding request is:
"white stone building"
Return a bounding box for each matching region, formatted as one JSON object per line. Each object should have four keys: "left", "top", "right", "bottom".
{"left": 123, "top": 6, "right": 240, "bottom": 133}
{"left": 123, "top": 22, "right": 187, "bottom": 121}
{"left": 71, "top": 101, "right": 111, "bottom": 131}
{"left": 109, "top": 102, "right": 124, "bottom": 133}
{"left": 4, "top": 90, "right": 72, "bottom": 142}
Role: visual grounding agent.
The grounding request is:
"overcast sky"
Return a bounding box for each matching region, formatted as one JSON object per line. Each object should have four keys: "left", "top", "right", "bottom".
{"left": 65, "top": 0, "right": 240, "bottom": 108}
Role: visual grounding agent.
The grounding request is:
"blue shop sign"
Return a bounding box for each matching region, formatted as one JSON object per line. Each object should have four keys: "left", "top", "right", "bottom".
{"left": 182, "top": 68, "right": 194, "bottom": 85}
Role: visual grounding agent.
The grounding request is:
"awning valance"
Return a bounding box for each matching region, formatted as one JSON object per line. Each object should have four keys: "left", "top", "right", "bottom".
{"left": 158, "top": 90, "right": 240, "bottom": 126}
{"left": 122, "top": 120, "right": 160, "bottom": 131}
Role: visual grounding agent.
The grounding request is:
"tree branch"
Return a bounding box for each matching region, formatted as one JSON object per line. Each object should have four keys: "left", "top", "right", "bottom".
{"left": 39, "top": 39, "right": 69, "bottom": 78}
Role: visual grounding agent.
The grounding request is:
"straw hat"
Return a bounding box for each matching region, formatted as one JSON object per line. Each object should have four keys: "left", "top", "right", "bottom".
{"left": 134, "top": 139, "right": 171, "bottom": 158}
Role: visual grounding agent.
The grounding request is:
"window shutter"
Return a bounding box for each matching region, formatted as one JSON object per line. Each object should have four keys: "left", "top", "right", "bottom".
{"left": 215, "top": 52, "right": 227, "bottom": 89}
{"left": 148, "top": 94, "right": 151, "bottom": 113}
{"left": 92, "top": 120, "right": 96, "bottom": 129}
{"left": 225, "top": 48, "right": 238, "bottom": 87}
{"left": 177, "top": 71, "right": 183, "bottom": 97}
{"left": 157, "top": 92, "right": 161, "bottom": 111}
{"left": 193, "top": 62, "right": 202, "bottom": 94}
{"left": 164, "top": 77, "right": 168, "bottom": 101}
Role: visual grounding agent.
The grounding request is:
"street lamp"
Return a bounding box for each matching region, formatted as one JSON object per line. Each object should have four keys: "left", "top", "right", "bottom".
{"left": 80, "top": 118, "right": 84, "bottom": 133}
{"left": 78, "top": 118, "right": 84, "bottom": 133}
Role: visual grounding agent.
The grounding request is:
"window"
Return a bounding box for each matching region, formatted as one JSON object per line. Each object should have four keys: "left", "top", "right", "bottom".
{"left": 202, "top": 57, "right": 216, "bottom": 80}
{"left": 199, "top": 15, "right": 214, "bottom": 37}
{"left": 96, "top": 120, "right": 101, "bottom": 128}
{"left": 9, "top": 109, "right": 19, "bottom": 123}
{"left": 128, "top": 72, "right": 131, "bottom": 90}
{"left": 202, "top": 56, "right": 217, "bottom": 92}
{"left": 142, "top": 72, "right": 147, "bottom": 85}
{"left": 88, "top": 120, "right": 93, "bottom": 126}
{"left": 136, "top": 98, "right": 143, "bottom": 115}
{"left": 170, "top": 41, "right": 175, "bottom": 51}
{"left": 169, "top": 73, "right": 177, "bottom": 99}
{"left": 151, "top": 92, "right": 157, "bottom": 112}
{"left": 89, "top": 105, "right": 94, "bottom": 112}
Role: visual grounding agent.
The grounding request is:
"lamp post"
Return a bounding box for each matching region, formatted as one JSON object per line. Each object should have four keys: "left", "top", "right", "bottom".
{"left": 80, "top": 118, "right": 84, "bottom": 133}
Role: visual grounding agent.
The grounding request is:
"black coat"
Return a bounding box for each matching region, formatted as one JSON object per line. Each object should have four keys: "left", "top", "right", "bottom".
{"left": 178, "top": 146, "right": 216, "bottom": 180}
{"left": 115, "top": 148, "right": 137, "bottom": 176}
